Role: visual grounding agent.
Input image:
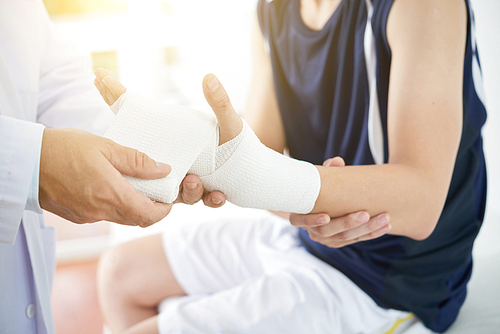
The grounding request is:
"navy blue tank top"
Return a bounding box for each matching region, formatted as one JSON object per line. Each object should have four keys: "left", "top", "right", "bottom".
{"left": 258, "top": 0, "right": 487, "bottom": 332}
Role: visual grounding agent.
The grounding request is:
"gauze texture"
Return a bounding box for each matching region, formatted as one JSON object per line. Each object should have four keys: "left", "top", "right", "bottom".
{"left": 104, "top": 91, "right": 218, "bottom": 203}
{"left": 105, "top": 91, "right": 321, "bottom": 213}
{"left": 200, "top": 120, "right": 321, "bottom": 214}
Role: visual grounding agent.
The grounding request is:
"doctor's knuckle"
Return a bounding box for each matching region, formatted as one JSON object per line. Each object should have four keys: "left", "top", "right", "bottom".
{"left": 101, "top": 138, "right": 117, "bottom": 154}
{"left": 81, "top": 209, "right": 100, "bottom": 221}
{"left": 133, "top": 150, "right": 149, "bottom": 169}
{"left": 138, "top": 212, "right": 157, "bottom": 227}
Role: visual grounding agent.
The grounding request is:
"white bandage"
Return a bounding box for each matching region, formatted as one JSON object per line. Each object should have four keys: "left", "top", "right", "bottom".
{"left": 104, "top": 91, "right": 218, "bottom": 203}
{"left": 104, "top": 91, "right": 321, "bottom": 213}
{"left": 200, "top": 120, "right": 321, "bottom": 213}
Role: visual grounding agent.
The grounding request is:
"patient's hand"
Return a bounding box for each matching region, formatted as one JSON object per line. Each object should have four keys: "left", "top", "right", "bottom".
{"left": 176, "top": 173, "right": 226, "bottom": 207}
{"left": 289, "top": 157, "right": 392, "bottom": 248}
{"left": 94, "top": 68, "right": 226, "bottom": 208}
{"left": 201, "top": 74, "right": 243, "bottom": 145}
{"left": 94, "top": 68, "right": 126, "bottom": 106}
{"left": 94, "top": 68, "right": 244, "bottom": 146}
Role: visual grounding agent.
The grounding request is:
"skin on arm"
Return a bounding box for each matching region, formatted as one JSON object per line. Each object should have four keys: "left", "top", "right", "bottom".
{"left": 311, "top": 0, "right": 467, "bottom": 240}
{"left": 243, "top": 14, "right": 287, "bottom": 154}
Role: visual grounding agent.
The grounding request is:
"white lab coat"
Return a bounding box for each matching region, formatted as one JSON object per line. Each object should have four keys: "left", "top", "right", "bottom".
{"left": 0, "top": 1, "right": 113, "bottom": 333}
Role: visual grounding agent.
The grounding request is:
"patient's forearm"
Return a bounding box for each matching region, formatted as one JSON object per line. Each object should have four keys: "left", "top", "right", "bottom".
{"left": 104, "top": 90, "right": 448, "bottom": 236}
{"left": 312, "top": 164, "right": 449, "bottom": 240}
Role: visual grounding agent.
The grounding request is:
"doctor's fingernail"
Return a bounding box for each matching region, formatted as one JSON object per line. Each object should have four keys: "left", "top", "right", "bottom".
{"left": 186, "top": 182, "right": 198, "bottom": 190}
{"left": 357, "top": 212, "right": 369, "bottom": 222}
{"left": 207, "top": 76, "right": 219, "bottom": 92}
{"left": 156, "top": 162, "right": 170, "bottom": 171}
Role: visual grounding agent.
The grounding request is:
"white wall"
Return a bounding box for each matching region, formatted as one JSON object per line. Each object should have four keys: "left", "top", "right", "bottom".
{"left": 470, "top": 0, "right": 500, "bottom": 256}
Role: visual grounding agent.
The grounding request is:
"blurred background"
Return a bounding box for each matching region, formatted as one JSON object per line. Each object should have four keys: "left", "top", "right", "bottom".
{"left": 41, "top": 0, "right": 500, "bottom": 333}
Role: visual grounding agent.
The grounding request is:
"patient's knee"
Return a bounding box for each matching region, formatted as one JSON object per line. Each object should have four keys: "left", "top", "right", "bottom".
{"left": 98, "top": 234, "right": 182, "bottom": 308}
{"left": 98, "top": 243, "right": 136, "bottom": 301}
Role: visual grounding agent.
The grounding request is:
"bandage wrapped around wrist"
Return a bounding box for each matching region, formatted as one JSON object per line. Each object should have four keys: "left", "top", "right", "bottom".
{"left": 104, "top": 91, "right": 321, "bottom": 214}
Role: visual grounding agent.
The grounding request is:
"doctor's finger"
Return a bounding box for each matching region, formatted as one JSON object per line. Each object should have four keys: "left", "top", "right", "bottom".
{"left": 202, "top": 74, "right": 243, "bottom": 145}
{"left": 104, "top": 143, "right": 171, "bottom": 180}
{"left": 115, "top": 182, "right": 173, "bottom": 227}
{"left": 121, "top": 201, "right": 173, "bottom": 228}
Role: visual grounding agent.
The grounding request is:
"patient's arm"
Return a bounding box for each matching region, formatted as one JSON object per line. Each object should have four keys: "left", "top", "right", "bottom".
{"left": 202, "top": 0, "right": 464, "bottom": 241}
{"left": 197, "top": 1, "right": 465, "bottom": 242}
{"left": 95, "top": 70, "right": 321, "bottom": 214}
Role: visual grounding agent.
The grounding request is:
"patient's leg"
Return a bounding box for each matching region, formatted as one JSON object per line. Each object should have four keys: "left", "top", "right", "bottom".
{"left": 97, "top": 234, "right": 184, "bottom": 333}
{"left": 112, "top": 216, "right": 414, "bottom": 334}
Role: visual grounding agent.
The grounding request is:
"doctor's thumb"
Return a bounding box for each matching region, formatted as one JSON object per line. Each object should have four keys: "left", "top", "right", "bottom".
{"left": 107, "top": 144, "right": 171, "bottom": 180}
{"left": 202, "top": 74, "right": 243, "bottom": 145}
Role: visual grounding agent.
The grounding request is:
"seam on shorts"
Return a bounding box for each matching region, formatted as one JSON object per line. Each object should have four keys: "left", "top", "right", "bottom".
{"left": 383, "top": 313, "right": 415, "bottom": 334}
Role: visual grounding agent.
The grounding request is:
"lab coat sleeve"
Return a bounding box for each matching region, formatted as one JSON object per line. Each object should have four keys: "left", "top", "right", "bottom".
{"left": 36, "top": 3, "right": 113, "bottom": 136}
{"left": 0, "top": 116, "right": 44, "bottom": 245}
{"left": 25, "top": 146, "right": 43, "bottom": 215}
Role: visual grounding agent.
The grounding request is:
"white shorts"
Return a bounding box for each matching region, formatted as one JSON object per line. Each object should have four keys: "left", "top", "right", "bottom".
{"left": 158, "top": 212, "right": 433, "bottom": 334}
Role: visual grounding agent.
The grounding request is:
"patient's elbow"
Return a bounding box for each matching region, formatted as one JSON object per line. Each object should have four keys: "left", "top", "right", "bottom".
{"left": 407, "top": 182, "right": 448, "bottom": 241}
{"left": 408, "top": 213, "right": 441, "bottom": 241}
{"left": 410, "top": 224, "right": 436, "bottom": 241}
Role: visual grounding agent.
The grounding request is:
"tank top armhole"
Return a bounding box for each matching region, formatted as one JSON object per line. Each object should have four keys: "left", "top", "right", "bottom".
{"left": 257, "top": 0, "right": 271, "bottom": 43}
{"left": 372, "top": 0, "right": 396, "bottom": 58}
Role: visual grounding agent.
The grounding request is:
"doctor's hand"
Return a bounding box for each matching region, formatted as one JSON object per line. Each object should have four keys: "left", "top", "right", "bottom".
{"left": 39, "top": 128, "right": 173, "bottom": 227}
{"left": 289, "top": 157, "right": 392, "bottom": 248}
{"left": 93, "top": 68, "right": 226, "bottom": 208}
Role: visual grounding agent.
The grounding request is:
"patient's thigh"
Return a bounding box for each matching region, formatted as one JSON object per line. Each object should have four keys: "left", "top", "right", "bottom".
{"left": 161, "top": 214, "right": 286, "bottom": 295}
